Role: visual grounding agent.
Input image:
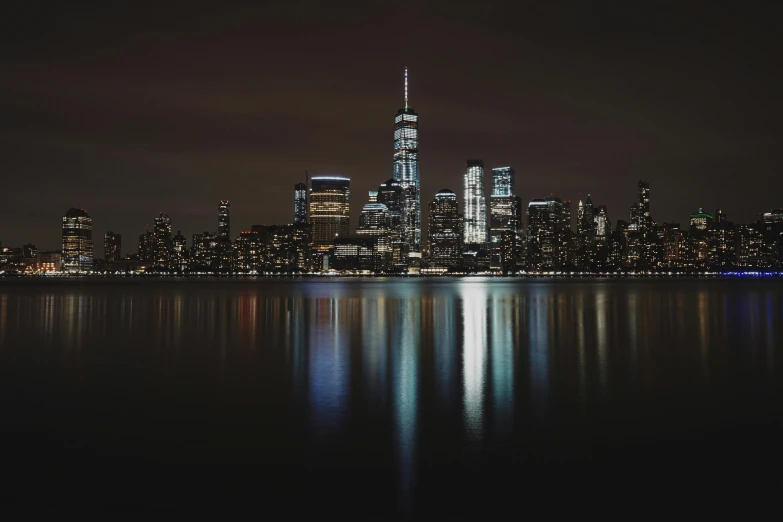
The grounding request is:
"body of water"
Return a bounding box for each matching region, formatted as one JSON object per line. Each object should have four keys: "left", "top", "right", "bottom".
{"left": 1, "top": 278, "right": 781, "bottom": 517}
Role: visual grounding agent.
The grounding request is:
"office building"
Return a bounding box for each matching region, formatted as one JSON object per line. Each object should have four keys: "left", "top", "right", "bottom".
{"left": 489, "top": 167, "right": 520, "bottom": 271}
{"left": 392, "top": 68, "right": 421, "bottom": 256}
{"left": 463, "top": 159, "right": 487, "bottom": 248}
{"left": 104, "top": 231, "right": 121, "bottom": 267}
{"left": 153, "top": 212, "right": 172, "bottom": 269}
{"left": 428, "top": 189, "right": 463, "bottom": 269}
{"left": 294, "top": 183, "right": 307, "bottom": 224}
{"left": 61, "top": 207, "right": 93, "bottom": 272}
{"left": 309, "top": 176, "right": 351, "bottom": 252}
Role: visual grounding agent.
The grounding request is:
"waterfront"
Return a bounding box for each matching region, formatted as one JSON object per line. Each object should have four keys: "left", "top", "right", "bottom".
{"left": 1, "top": 278, "right": 782, "bottom": 517}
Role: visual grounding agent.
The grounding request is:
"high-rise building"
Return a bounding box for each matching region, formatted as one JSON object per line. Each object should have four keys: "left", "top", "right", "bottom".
{"left": 236, "top": 230, "right": 263, "bottom": 271}
{"left": 463, "top": 159, "right": 487, "bottom": 247}
{"left": 310, "top": 176, "right": 350, "bottom": 252}
{"left": 191, "top": 232, "right": 216, "bottom": 269}
{"left": 690, "top": 208, "right": 713, "bottom": 232}
{"left": 358, "top": 203, "right": 392, "bottom": 233}
{"left": 392, "top": 68, "right": 421, "bottom": 257}
{"left": 595, "top": 205, "right": 610, "bottom": 239}
{"left": 294, "top": 183, "right": 308, "bottom": 224}
{"left": 562, "top": 200, "right": 572, "bottom": 231}
{"left": 61, "top": 208, "right": 93, "bottom": 272}
{"left": 104, "top": 232, "right": 121, "bottom": 268}
{"left": 527, "top": 197, "right": 563, "bottom": 270}
{"left": 489, "top": 167, "right": 520, "bottom": 271}
{"left": 173, "top": 230, "right": 188, "bottom": 271}
{"left": 153, "top": 212, "right": 172, "bottom": 268}
{"left": 138, "top": 229, "right": 154, "bottom": 264}
{"left": 218, "top": 200, "right": 230, "bottom": 239}
{"left": 377, "top": 177, "right": 406, "bottom": 265}
{"left": 428, "top": 189, "right": 463, "bottom": 269}
{"left": 637, "top": 180, "right": 651, "bottom": 231}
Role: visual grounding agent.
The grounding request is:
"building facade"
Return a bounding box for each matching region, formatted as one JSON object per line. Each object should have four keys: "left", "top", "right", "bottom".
{"left": 294, "top": 183, "right": 307, "bottom": 224}
{"left": 104, "top": 231, "right": 121, "bottom": 268}
{"left": 309, "top": 176, "right": 351, "bottom": 252}
{"left": 463, "top": 159, "right": 487, "bottom": 248}
{"left": 428, "top": 189, "right": 463, "bottom": 269}
{"left": 61, "top": 208, "right": 93, "bottom": 272}
{"left": 393, "top": 68, "right": 421, "bottom": 257}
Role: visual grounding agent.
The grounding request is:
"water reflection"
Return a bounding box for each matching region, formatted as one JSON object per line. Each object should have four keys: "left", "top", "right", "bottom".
{"left": 461, "top": 281, "right": 487, "bottom": 445}
{"left": 1, "top": 279, "right": 782, "bottom": 512}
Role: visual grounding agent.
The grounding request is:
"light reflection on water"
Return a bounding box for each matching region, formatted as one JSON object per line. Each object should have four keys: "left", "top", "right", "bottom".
{"left": 1, "top": 278, "right": 783, "bottom": 515}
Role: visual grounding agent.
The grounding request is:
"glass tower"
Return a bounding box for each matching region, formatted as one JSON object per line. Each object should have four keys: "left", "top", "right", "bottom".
{"left": 309, "top": 176, "right": 351, "bottom": 252}
{"left": 463, "top": 159, "right": 487, "bottom": 246}
{"left": 393, "top": 68, "right": 421, "bottom": 257}
{"left": 61, "top": 207, "right": 93, "bottom": 272}
{"left": 294, "top": 183, "right": 307, "bottom": 224}
{"left": 428, "top": 189, "right": 463, "bottom": 268}
{"left": 489, "top": 167, "right": 520, "bottom": 270}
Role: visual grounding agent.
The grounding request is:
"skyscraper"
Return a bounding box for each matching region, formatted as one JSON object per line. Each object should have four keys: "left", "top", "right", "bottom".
{"left": 218, "top": 200, "right": 230, "bottom": 239}
{"left": 294, "top": 183, "right": 307, "bottom": 224}
{"left": 637, "top": 180, "right": 650, "bottom": 231}
{"left": 173, "top": 230, "right": 188, "bottom": 271}
{"left": 527, "top": 197, "right": 563, "bottom": 270}
{"left": 393, "top": 68, "right": 421, "bottom": 257}
{"left": 153, "top": 212, "right": 172, "bottom": 268}
{"left": 309, "top": 176, "right": 351, "bottom": 252}
{"left": 463, "top": 159, "right": 487, "bottom": 247}
{"left": 489, "top": 167, "right": 520, "bottom": 271}
{"left": 61, "top": 208, "right": 93, "bottom": 272}
{"left": 377, "top": 177, "right": 406, "bottom": 265}
{"left": 104, "top": 231, "right": 121, "bottom": 267}
{"left": 428, "top": 189, "right": 463, "bottom": 269}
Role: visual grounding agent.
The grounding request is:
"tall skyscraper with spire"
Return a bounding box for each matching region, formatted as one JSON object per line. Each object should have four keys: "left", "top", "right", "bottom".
{"left": 393, "top": 67, "right": 421, "bottom": 258}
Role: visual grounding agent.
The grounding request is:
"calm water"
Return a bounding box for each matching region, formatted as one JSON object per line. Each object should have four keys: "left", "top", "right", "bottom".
{"left": 1, "top": 278, "right": 782, "bottom": 517}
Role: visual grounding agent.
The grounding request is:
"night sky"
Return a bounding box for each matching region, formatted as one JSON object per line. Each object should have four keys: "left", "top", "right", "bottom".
{"left": 2, "top": 2, "right": 781, "bottom": 252}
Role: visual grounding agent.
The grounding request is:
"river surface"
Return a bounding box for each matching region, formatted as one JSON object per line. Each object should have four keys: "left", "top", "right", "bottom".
{"left": 0, "top": 278, "right": 781, "bottom": 517}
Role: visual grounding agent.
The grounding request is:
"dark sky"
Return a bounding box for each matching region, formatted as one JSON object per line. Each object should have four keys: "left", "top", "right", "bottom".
{"left": 2, "top": 1, "right": 781, "bottom": 252}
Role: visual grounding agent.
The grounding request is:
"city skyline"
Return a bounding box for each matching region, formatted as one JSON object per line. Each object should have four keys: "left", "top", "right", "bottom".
{"left": 2, "top": 3, "right": 781, "bottom": 252}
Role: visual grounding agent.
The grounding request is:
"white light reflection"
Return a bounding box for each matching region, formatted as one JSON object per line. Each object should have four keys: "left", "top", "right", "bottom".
{"left": 462, "top": 280, "right": 487, "bottom": 444}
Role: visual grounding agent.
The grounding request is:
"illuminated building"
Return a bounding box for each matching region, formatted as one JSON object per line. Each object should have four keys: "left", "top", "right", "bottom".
{"left": 393, "top": 68, "right": 421, "bottom": 257}
{"left": 428, "top": 189, "right": 463, "bottom": 269}
{"left": 190, "top": 232, "right": 215, "bottom": 269}
{"left": 637, "top": 180, "right": 651, "bottom": 232}
{"left": 463, "top": 159, "right": 487, "bottom": 248}
{"left": 138, "top": 229, "right": 154, "bottom": 264}
{"left": 309, "top": 176, "right": 350, "bottom": 253}
{"left": 526, "top": 197, "right": 563, "bottom": 270}
{"left": 736, "top": 224, "right": 770, "bottom": 268}
{"left": 489, "top": 167, "right": 521, "bottom": 272}
{"left": 236, "top": 230, "right": 262, "bottom": 271}
{"left": 37, "top": 251, "right": 62, "bottom": 273}
{"left": 689, "top": 208, "right": 713, "bottom": 231}
{"left": 294, "top": 183, "right": 307, "bottom": 224}
{"left": 153, "top": 212, "right": 172, "bottom": 269}
{"left": 595, "top": 205, "right": 610, "bottom": 239}
{"left": 358, "top": 202, "right": 392, "bottom": 233}
{"left": 172, "top": 231, "right": 188, "bottom": 271}
{"left": 333, "top": 235, "right": 377, "bottom": 271}
{"left": 707, "top": 212, "right": 735, "bottom": 269}
{"left": 104, "top": 232, "right": 121, "bottom": 268}
{"left": 218, "top": 200, "right": 230, "bottom": 239}
{"left": 562, "top": 200, "right": 572, "bottom": 231}
{"left": 377, "top": 177, "right": 406, "bottom": 265}
{"left": 61, "top": 207, "right": 93, "bottom": 272}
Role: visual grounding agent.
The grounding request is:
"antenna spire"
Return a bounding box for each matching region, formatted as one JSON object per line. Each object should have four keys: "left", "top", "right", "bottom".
{"left": 404, "top": 67, "right": 408, "bottom": 109}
